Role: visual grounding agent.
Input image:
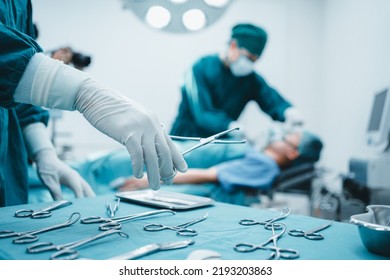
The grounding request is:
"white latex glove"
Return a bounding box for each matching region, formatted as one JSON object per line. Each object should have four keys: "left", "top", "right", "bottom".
{"left": 15, "top": 53, "right": 188, "bottom": 189}
{"left": 23, "top": 122, "right": 95, "bottom": 200}
{"left": 283, "top": 107, "right": 304, "bottom": 132}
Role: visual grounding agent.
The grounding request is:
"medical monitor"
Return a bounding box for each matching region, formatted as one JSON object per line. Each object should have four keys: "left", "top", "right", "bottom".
{"left": 366, "top": 87, "right": 390, "bottom": 151}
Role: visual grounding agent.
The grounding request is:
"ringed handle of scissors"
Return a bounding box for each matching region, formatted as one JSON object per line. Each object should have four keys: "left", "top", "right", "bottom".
{"left": 80, "top": 216, "right": 109, "bottom": 224}
{"left": 234, "top": 243, "right": 258, "bottom": 253}
{"left": 14, "top": 209, "right": 36, "bottom": 218}
{"left": 27, "top": 242, "right": 57, "bottom": 253}
{"left": 13, "top": 233, "right": 39, "bottom": 244}
{"left": 239, "top": 219, "right": 260, "bottom": 226}
{"left": 99, "top": 221, "right": 122, "bottom": 231}
{"left": 143, "top": 223, "right": 167, "bottom": 232}
{"left": 0, "top": 230, "right": 20, "bottom": 238}
{"left": 50, "top": 248, "right": 80, "bottom": 260}
{"left": 176, "top": 228, "right": 198, "bottom": 236}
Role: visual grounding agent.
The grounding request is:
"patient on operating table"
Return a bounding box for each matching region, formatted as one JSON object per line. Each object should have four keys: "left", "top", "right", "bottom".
{"left": 117, "top": 129, "right": 323, "bottom": 194}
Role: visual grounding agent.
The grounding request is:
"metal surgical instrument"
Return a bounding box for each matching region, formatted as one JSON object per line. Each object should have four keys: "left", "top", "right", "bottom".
{"left": 143, "top": 213, "right": 208, "bottom": 236}
{"left": 288, "top": 220, "right": 333, "bottom": 240}
{"left": 14, "top": 200, "right": 72, "bottom": 219}
{"left": 106, "top": 198, "right": 120, "bottom": 218}
{"left": 0, "top": 212, "right": 81, "bottom": 244}
{"left": 27, "top": 229, "right": 129, "bottom": 260}
{"left": 234, "top": 223, "right": 299, "bottom": 260}
{"left": 108, "top": 239, "right": 195, "bottom": 260}
{"left": 169, "top": 127, "right": 246, "bottom": 156}
{"left": 80, "top": 209, "right": 175, "bottom": 231}
{"left": 239, "top": 207, "right": 291, "bottom": 230}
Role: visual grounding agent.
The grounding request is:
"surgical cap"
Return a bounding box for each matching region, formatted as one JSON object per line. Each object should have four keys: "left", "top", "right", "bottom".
{"left": 296, "top": 131, "right": 323, "bottom": 164}
{"left": 231, "top": 23, "right": 267, "bottom": 57}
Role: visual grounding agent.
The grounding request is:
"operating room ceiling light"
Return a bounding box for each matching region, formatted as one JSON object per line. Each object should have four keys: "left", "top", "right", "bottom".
{"left": 122, "top": 0, "right": 232, "bottom": 33}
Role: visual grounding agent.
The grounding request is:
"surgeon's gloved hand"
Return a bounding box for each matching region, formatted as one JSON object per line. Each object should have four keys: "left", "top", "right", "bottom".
{"left": 284, "top": 107, "right": 304, "bottom": 132}
{"left": 23, "top": 123, "right": 95, "bottom": 200}
{"left": 34, "top": 149, "right": 95, "bottom": 200}
{"left": 15, "top": 53, "right": 188, "bottom": 190}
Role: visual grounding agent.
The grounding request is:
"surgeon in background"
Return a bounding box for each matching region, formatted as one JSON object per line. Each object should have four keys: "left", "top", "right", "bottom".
{"left": 118, "top": 130, "right": 323, "bottom": 194}
{"left": 0, "top": 0, "right": 187, "bottom": 206}
{"left": 170, "top": 23, "right": 304, "bottom": 138}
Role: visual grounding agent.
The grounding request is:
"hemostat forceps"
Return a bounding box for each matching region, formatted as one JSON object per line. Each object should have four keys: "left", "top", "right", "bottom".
{"left": 14, "top": 200, "right": 72, "bottom": 219}
{"left": 27, "top": 229, "right": 129, "bottom": 260}
{"left": 80, "top": 209, "right": 175, "bottom": 231}
{"left": 0, "top": 212, "right": 80, "bottom": 244}
{"left": 288, "top": 220, "right": 333, "bottom": 240}
{"left": 234, "top": 223, "right": 299, "bottom": 260}
{"left": 239, "top": 207, "right": 291, "bottom": 230}
{"left": 143, "top": 213, "right": 208, "bottom": 236}
{"left": 169, "top": 127, "right": 246, "bottom": 156}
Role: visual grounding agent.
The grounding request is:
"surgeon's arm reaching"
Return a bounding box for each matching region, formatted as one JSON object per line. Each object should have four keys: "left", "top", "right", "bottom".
{"left": 13, "top": 53, "right": 188, "bottom": 190}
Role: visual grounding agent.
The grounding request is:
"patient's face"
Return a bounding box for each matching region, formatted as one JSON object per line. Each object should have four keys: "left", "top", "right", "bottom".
{"left": 268, "top": 131, "right": 301, "bottom": 159}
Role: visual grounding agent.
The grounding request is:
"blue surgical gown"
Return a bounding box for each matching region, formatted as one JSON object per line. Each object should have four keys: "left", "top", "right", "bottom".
{"left": 170, "top": 54, "right": 292, "bottom": 137}
{"left": 0, "top": 0, "right": 49, "bottom": 206}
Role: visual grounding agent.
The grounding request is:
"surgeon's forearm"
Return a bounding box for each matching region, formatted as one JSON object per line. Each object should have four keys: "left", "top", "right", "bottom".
{"left": 172, "top": 168, "right": 218, "bottom": 184}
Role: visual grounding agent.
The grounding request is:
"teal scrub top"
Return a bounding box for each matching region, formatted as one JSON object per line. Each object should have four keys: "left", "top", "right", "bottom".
{"left": 170, "top": 54, "right": 292, "bottom": 138}
{"left": 0, "top": 0, "right": 49, "bottom": 206}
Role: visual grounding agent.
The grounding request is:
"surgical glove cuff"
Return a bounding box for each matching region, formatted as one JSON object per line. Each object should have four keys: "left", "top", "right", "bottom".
{"left": 14, "top": 53, "right": 90, "bottom": 110}
{"left": 23, "top": 122, "right": 56, "bottom": 160}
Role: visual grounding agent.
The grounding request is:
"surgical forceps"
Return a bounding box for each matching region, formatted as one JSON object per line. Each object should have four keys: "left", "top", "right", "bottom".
{"left": 234, "top": 223, "right": 299, "bottom": 260}
{"left": 27, "top": 229, "right": 129, "bottom": 260}
{"left": 14, "top": 200, "right": 72, "bottom": 219}
{"left": 0, "top": 212, "right": 80, "bottom": 244}
{"left": 143, "top": 213, "right": 208, "bottom": 236}
{"left": 288, "top": 220, "right": 333, "bottom": 240}
{"left": 80, "top": 209, "right": 175, "bottom": 231}
{"left": 106, "top": 198, "right": 120, "bottom": 218}
{"left": 239, "top": 207, "right": 291, "bottom": 230}
{"left": 170, "top": 127, "right": 246, "bottom": 156}
{"left": 108, "top": 239, "right": 195, "bottom": 260}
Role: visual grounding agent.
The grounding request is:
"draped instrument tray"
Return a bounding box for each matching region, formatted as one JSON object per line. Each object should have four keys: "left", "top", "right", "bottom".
{"left": 116, "top": 190, "right": 215, "bottom": 210}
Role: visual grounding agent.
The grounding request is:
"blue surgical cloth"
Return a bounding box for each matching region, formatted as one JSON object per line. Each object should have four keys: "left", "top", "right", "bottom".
{"left": 0, "top": 0, "right": 48, "bottom": 206}
{"left": 216, "top": 148, "right": 280, "bottom": 193}
{"left": 170, "top": 54, "right": 292, "bottom": 137}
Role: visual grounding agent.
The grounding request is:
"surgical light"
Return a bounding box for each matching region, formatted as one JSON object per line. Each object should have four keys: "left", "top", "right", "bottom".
{"left": 122, "top": 0, "right": 232, "bottom": 33}
{"left": 182, "top": 9, "right": 206, "bottom": 31}
{"left": 145, "top": 6, "right": 171, "bottom": 29}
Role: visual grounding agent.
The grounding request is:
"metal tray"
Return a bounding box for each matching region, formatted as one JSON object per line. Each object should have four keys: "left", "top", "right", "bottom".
{"left": 116, "top": 190, "right": 215, "bottom": 210}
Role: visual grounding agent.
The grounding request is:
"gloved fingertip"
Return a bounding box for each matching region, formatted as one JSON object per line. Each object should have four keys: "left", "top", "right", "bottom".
{"left": 176, "top": 162, "right": 188, "bottom": 173}
{"left": 150, "top": 184, "right": 161, "bottom": 191}
{"left": 133, "top": 172, "right": 144, "bottom": 179}
{"left": 162, "top": 177, "right": 174, "bottom": 185}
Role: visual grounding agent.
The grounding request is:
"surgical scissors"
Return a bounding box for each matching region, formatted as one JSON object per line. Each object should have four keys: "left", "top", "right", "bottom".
{"left": 14, "top": 200, "right": 72, "bottom": 219}
{"left": 143, "top": 213, "right": 208, "bottom": 236}
{"left": 239, "top": 207, "right": 291, "bottom": 230}
{"left": 170, "top": 127, "right": 246, "bottom": 156}
{"left": 234, "top": 223, "right": 299, "bottom": 260}
{"left": 0, "top": 212, "right": 80, "bottom": 244}
{"left": 288, "top": 220, "right": 333, "bottom": 240}
{"left": 27, "top": 229, "right": 129, "bottom": 260}
{"left": 80, "top": 209, "right": 175, "bottom": 231}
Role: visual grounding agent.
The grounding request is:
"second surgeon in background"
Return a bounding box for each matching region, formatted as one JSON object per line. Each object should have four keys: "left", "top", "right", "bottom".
{"left": 170, "top": 23, "right": 304, "bottom": 138}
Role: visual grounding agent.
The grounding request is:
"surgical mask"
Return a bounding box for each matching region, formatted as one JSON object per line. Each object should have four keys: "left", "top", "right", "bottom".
{"left": 230, "top": 55, "right": 254, "bottom": 77}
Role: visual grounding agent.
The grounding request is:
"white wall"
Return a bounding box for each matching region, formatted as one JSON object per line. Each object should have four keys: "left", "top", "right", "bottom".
{"left": 31, "top": 0, "right": 390, "bottom": 177}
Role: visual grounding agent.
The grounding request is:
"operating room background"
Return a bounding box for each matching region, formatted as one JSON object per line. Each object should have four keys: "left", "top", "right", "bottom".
{"left": 31, "top": 0, "right": 390, "bottom": 180}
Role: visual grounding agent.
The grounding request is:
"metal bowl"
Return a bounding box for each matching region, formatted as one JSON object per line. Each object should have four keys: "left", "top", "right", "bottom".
{"left": 350, "top": 205, "right": 390, "bottom": 257}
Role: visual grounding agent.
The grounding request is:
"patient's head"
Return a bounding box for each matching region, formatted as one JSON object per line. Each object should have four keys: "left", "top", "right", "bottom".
{"left": 265, "top": 130, "right": 323, "bottom": 168}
